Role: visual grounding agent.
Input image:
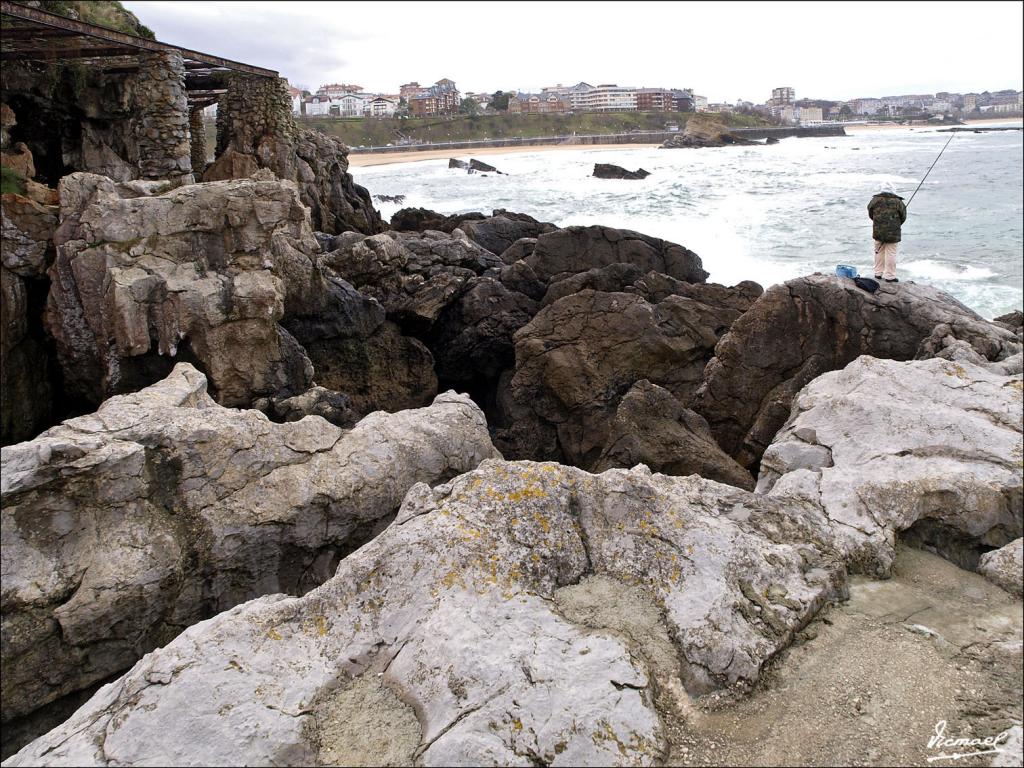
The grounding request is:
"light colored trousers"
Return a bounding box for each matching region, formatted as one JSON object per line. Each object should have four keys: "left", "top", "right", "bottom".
{"left": 873, "top": 240, "right": 898, "bottom": 280}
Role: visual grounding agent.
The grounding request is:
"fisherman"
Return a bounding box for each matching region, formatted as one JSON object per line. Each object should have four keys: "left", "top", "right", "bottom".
{"left": 868, "top": 181, "right": 907, "bottom": 283}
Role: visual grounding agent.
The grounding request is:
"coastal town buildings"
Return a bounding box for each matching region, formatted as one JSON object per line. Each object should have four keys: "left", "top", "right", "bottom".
{"left": 514, "top": 83, "right": 694, "bottom": 113}
{"left": 288, "top": 74, "right": 1020, "bottom": 122}
{"left": 508, "top": 92, "right": 569, "bottom": 114}
{"left": 288, "top": 85, "right": 304, "bottom": 116}
{"left": 636, "top": 88, "right": 675, "bottom": 112}
{"left": 399, "top": 82, "right": 422, "bottom": 101}
{"left": 797, "top": 106, "right": 823, "bottom": 124}
{"left": 317, "top": 83, "right": 363, "bottom": 99}
{"left": 366, "top": 96, "right": 398, "bottom": 117}
{"left": 409, "top": 78, "right": 460, "bottom": 116}
{"left": 770, "top": 86, "right": 795, "bottom": 105}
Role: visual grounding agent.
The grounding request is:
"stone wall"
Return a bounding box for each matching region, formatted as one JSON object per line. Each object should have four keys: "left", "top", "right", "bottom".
{"left": 2, "top": 54, "right": 192, "bottom": 185}
{"left": 189, "top": 106, "right": 207, "bottom": 175}
{"left": 132, "top": 52, "right": 192, "bottom": 182}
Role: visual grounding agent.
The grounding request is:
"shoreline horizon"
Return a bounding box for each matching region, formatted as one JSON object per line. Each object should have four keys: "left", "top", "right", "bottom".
{"left": 348, "top": 117, "right": 1022, "bottom": 168}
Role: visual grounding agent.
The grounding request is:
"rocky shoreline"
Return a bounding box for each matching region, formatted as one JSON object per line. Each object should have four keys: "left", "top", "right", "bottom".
{"left": 2, "top": 61, "right": 1022, "bottom": 768}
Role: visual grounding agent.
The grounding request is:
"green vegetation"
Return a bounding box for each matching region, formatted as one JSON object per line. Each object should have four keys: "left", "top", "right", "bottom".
{"left": 489, "top": 91, "right": 511, "bottom": 112}
{"left": 38, "top": 1, "right": 156, "bottom": 39}
{"left": 303, "top": 111, "right": 769, "bottom": 147}
{"left": 1, "top": 166, "right": 27, "bottom": 196}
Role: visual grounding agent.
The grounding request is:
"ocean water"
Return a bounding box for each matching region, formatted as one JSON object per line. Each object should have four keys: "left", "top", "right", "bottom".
{"left": 352, "top": 123, "right": 1024, "bottom": 319}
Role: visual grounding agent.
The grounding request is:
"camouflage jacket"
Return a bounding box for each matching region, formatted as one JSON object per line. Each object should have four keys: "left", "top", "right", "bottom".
{"left": 868, "top": 192, "right": 908, "bottom": 243}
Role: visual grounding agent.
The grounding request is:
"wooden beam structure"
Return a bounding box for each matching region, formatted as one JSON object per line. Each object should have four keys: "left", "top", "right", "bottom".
{"left": 0, "top": 1, "right": 278, "bottom": 79}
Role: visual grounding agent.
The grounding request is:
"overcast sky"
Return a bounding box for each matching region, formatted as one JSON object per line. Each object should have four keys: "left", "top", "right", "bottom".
{"left": 123, "top": 1, "right": 1023, "bottom": 102}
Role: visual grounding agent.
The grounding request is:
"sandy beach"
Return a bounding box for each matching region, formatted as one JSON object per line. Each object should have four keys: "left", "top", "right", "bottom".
{"left": 844, "top": 117, "right": 1021, "bottom": 134}
{"left": 348, "top": 117, "right": 1021, "bottom": 167}
{"left": 348, "top": 143, "right": 661, "bottom": 167}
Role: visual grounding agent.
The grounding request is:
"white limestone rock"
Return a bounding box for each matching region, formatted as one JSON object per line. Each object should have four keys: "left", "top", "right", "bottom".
{"left": 0, "top": 363, "right": 498, "bottom": 727}
{"left": 5, "top": 460, "right": 847, "bottom": 766}
{"left": 979, "top": 538, "right": 1024, "bottom": 597}
{"left": 759, "top": 355, "right": 1023, "bottom": 575}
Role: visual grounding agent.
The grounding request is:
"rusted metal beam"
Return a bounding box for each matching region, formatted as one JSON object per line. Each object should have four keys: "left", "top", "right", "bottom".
{"left": 103, "top": 62, "right": 230, "bottom": 75}
{"left": 0, "top": 25, "right": 79, "bottom": 39}
{"left": 0, "top": 1, "right": 278, "bottom": 78}
{"left": 0, "top": 46, "right": 139, "bottom": 61}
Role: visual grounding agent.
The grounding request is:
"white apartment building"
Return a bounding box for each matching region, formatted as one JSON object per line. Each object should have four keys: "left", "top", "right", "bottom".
{"left": 771, "top": 86, "right": 795, "bottom": 104}
{"left": 575, "top": 84, "right": 638, "bottom": 111}
{"left": 853, "top": 98, "right": 882, "bottom": 115}
{"left": 305, "top": 92, "right": 373, "bottom": 117}
{"left": 566, "top": 82, "right": 595, "bottom": 111}
{"left": 366, "top": 96, "right": 398, "bottom": 117}
{"left": 692, "top": 94, "right": 708, "bottom": 112}
{"left": 797, "top": 106, "right": 823, "bottom": 124}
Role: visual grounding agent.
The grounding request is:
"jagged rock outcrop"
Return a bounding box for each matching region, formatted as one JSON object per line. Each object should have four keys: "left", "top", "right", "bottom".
{"left": 468, "top": 158, "right": 501, "bottom": 173}
{"left": 204, "top": 75, "right": 383, "bottom": 235}
{"left": 45, "top": 172, "right": 326, "bottom": 409}
{"left": 388, "top": 207, "right": 556, "bottom": 256}
{"left": 995, "top": 309, "right": 1024, "bottom": 342}
{"left": 661, "top": 116, "right": 757, "bottom": 149}
{"left": 320, "top": 230, "right": 500, "bottom": 332}
{"left": 519, "top": 225, "right": 709, "bottom": 290}
{"left": 42, "top": 171, "right": 426, "bottom": 418}
{"left": 0, "top": 142, "right": 34, "bottom": 179}
{"left": 8, "top": 352, "right": 1022, "bottom": 767}
{"left": 255, "top": 385, "right": 357, "bottom": 428}
{"left": 498, "top": 285, "right": 756, "bottom": 467}
{"left": 593, "top": 380, "right": 755, "bottom": 490}
{"left": 695, "top": 275, "right": 1021, "bottom": 471}
{"left": 459, "top": 212, "right": 557, "bottom": 256}
{"left": 541, "top": 265, "right": 762, "bottom": 309}
{"left": 390, "top": 207, "right": 485, "bottom": 233}
{"left": 979, "top": 539, "right": 1024, "bottom": 596}
{"left": 593, "top": 163, "right": 651, "bottom": 179}
{"left": 0, "top": 364, "right": 498, "bottom": 738}
{"left": 497, "top": 236, "right": 537, "bottom": 264}
{"left": 1, "top": 193, "right": 57, "bottom": 445}
{"left": 429, "top": 276, "right": 539, "bottom": 387}
{"left": 758, "top": 354, "right": 1023, "bottom": 575}
{"left": 302, "top": 320, "right": 438, "bottom": 415}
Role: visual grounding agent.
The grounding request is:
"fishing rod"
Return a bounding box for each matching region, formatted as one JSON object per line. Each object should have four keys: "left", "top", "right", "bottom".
{"left": 905, "top": 130, "right": 956, "bottom": 207}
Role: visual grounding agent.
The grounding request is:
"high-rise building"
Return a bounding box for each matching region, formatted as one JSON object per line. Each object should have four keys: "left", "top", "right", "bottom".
{"left": 771, "top": 86, "right": 795, "bottom": 105}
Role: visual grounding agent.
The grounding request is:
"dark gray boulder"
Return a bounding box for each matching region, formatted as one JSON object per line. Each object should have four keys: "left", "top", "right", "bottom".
{"left": 694, "top": 275, "right": 1021, "bottom": 471}
{"left": 593, "top": 163, "right": 651, "bottom": 179}
{"left": 593, "top": 380, "right": 755, "bottom": 490}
